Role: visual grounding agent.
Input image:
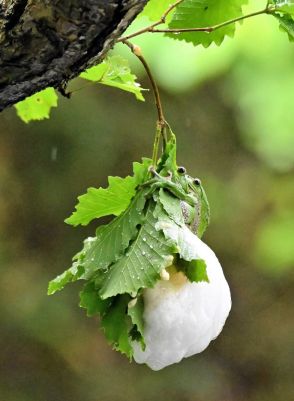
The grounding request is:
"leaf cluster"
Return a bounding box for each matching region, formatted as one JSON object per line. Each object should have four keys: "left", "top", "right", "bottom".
{"left": 48, "top": 138, "right": 210, "bottom": 357}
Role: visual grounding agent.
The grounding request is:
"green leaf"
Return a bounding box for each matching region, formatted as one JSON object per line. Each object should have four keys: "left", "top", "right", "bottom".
{"left": 77, "top": 191, "right": 147, "bottom": 278}
{"left": 194, "top": 185, "right": 210, "bottom": 238}
{"left": 99, "top": 200, "right": 175, "bottom": 299}
{"left": 128, "top": 295, "right": 145, "bottom": 349}
{"left": 48, "top": 190, "right": 147, "bottom": 293}
{"left": 47, "top": 236, "right": 96, "bottom": 294}
{"left": 80, "top": 55, "right": 145, "bottom": 101}
{"left": 101, "top": 294, "right": 133, "bottom": 358}
{"left": 273, "top": 13, "right": 294, "bottom": 40}
{"left": 176, "top": 257, "right": 209, "bottom": 282}
{"left": 79, "top": 63, "right": 108, "bottom": 81}
{"left": 65, "top": 176, "right": 136, "bottom": 226}
{"left": 66, "top": 158, "right": 151, "bottom": 226}
{"left": 274, "top": 0, "right": 294, "bottom": 15}
{"left": 140, "top": 0, "right": 173, "bottom": 21}
{"left": 133, "top": 158, "right": 152, "bottom": 184}
{"left": 154, "top": 201, "right": 209, "bottom": 282}
{"left": 158, "top": 184, "right": 210, "bottom": 239}
{"left": 154, "top": 201, "right": 204, "bottom": 261}
{"left": 15, "top": 88, "right": 58, "bottom": 123}
{"left": 47, "top": 262, "right": 84, "bottom": 295}
{"left": 157, "top": 133, "right": 177, "bottom": 174}
{"left": 79, "top": 280, "right": 112, "bottom": 316}
{"left": 168, "top": 0, "right": 248, "bottom": 48}
{"left": 158, "top": 188, "right": 184, "bottom": 226}
{"left": 80, "top": 283, "right": 146, "bottom": 357}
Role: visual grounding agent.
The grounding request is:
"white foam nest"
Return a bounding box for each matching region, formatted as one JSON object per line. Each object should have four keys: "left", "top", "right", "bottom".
{"left": 133, "top": 229, "right": 231, "bottom": 370}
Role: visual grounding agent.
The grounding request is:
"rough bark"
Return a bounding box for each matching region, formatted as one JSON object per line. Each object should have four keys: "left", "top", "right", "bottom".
{"left": 0, "top": 0, "right": 148, "bottom": 111}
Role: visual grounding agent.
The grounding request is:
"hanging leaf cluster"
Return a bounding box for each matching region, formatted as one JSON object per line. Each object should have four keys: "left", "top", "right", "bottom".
{"left": 48, "top": 135, "right": 211, "bottom": 358}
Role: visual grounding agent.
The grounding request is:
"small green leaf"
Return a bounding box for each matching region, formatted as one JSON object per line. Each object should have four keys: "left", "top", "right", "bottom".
{"left": 76, "top": 190, "right": 147, "bottom": 278}
{"left": 79, "top": 63, "right": 108, "bottom": 81}
{"left": 133, "top": 158, "right": 152, "bottom": 184}
{"left": 15, "top": 88, "right": 58, "bottom": 123}
{"left": 80, "top": 55, "right": 145, "bottom": 101}
{"left": 101, "top": 294, "right": 133, "bottom": 358}
{"left": 48, "top": 190, "right": 147, "bottom": 293}
{"left": 47, "top": 263, "right": 84, "bottom": 295}
{"left": 157, "top": 133, "right": 177, "bottom": 174}
{"left": 177, "top": 258, "right": 209, "bottom": 282}
{"left": 168, "top": 0, "right": 248, "bottom": 48}
{"left": 155, "top": 201, "right": 207, "bottom": 262}
{"left": 66, "top": 158, "right": 151, "bottom": 226}
{"left": 158, "top": 188, "right": 184, "bottom": 226}
{"left": 79, "top": 280, "right": 112, "bottom": 316}
{"left": 273, "top": 13, "right": 294, "bottom": 40}
{"left": 156, "top": 178, "right": 210, "bottom": 239}
{"left": 47, "top": 235, "right": 96, "bottom": 294}
{"left": 80, "top": 283, "right": 146, "bottom": 357}
{"left": 65, "top": 176, "right": 137, "bottom": 226}
{"left": 128, "top": 295, "right": 145, "bottom": 349}
{"left": 99, "top": 201, "right": 175, "bottom": 299}
{"left": 274, "top": 0, "right": 294, "bottom": 15}
{"left": 140, "top": 0, "right": 173, "bottom": 21}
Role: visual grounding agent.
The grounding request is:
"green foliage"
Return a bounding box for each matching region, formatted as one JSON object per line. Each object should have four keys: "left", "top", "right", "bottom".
{"left": 177, "top": 258, "right": 209, "bottom": 282}
{"left": 47, "top": 236, "right": 94, "bottom": 295}
{"left": 65, "top": 176, "right": 136, "bottom": 226}
{"left": 80, "top": 282, "right": 139, "bottom": 357}
{"left": 48, "top": 190, "right": 147, "bottom": 294}
{"left": 154, "top": 199, "right": 208, "bottom": 265}
{"left": 49, "top": 136, "right": 211, "bottom": 358}
{"left": 99, "top": 201, "right": 175, "bottom": 299}
{"left": 79, "top": 281, "right": 112, "bottom": 316}
{"left": 47, "top": 261, "right": 84, "bottom": 296}
{"left": 141, "top": 0, "right": 172, "bottom": 21}
{"left": 274, "top": 0, "right": 294, "bottom": 15}
{"left": 128, "top": 295, "right": 145, "bottom": 348}
{"left": 273, "top": 13, "right": 294, "bottom": 40}
{"left": 15, "top": 88, "right": 58, "bottom": 123}
{"left": 157, "top": 133, "right": 177, "bottom": 174}
{"left": 65, "top": 158, "right": 151, "bottom": 226}
{"left": 80, "top": 55, "right": 145, "bottom": 100}
{"left": 100, "top": 295, "right": 133, "bottom": 358}
{"left": 158, "top": 188, "right": 184, "bottom": 226}
{"left": 168, "top": 0, "right": 248, "bottom": 47}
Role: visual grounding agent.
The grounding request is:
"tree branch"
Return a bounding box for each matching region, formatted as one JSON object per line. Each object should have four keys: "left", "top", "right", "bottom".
{"left": 0, "top": 0, "right": 148, "bottom": 111}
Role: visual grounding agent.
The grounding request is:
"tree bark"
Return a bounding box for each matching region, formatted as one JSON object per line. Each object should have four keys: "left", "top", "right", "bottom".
{"left": 0, "top": 0, "right": 148, "bottom": 111}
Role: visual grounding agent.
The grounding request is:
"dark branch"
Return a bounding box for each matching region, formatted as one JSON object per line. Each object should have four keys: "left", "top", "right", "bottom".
{"left": 0, "top": 0, "right": 147, "bottom": 111}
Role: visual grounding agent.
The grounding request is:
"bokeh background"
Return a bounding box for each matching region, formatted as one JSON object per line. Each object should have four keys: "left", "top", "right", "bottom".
{"left": 1, "top": 3, "right": 294, "bottom": 401}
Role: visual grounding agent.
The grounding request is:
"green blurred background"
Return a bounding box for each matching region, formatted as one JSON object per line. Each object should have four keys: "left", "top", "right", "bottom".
{"left": 0, "top": 4, "right": 293, "bottom": 401}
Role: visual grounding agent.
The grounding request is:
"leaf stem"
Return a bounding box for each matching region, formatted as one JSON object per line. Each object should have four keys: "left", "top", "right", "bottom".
{"left": 152, "top": 123, "right": 163, "bottom": 166}
{"left": 151, "top": 8, "right": 271, "bottom": 34}
{"left": 122, "top": 39, "right": 167, "bottom": 165}
{"left": 117, "top": 0, "right": 185, "bottom": 43}
{"left": 118, "top": 2, "right": 273, "bottom": 41}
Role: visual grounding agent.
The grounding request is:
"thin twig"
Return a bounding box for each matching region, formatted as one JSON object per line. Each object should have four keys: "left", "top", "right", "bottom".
{"left": 117, "top": 0, "right": 184, "bottom": 42}
{"left": 122, "top": 40, "right": 165, "bottom": 126}
{"left": 151, "top": 8, "right": 271, "bottom": 34}
{"left": 118, "top": 2, "right": 272, "bottom": 42}
{"left": 122, "top": 39, "right": 167, "bottom": 164}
